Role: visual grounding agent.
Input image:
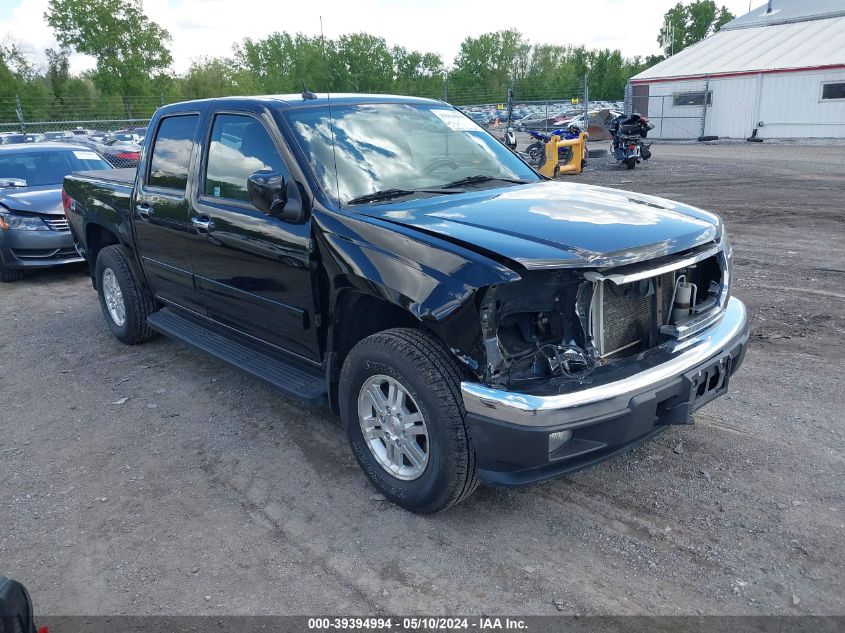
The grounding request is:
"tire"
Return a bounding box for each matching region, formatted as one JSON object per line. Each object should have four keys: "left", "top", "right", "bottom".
{"left": 0, "top": 262, "right": 24, "bottom": 282}
{"left": 625, "top": 157, "right": 637, "bottom": 170}
{"left": 339, "top": 328, "right": 479, "bottom": 513}
{"left": 526, "top": 141, "right": 543, "bottom": 159}
{"left": 95, "top": 245, "right": 157, "bottom": 345}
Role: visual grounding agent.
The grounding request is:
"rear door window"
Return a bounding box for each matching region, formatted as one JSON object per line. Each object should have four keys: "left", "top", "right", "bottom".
{"left": 148, "top": 115, "right": 198, "bottom": 191}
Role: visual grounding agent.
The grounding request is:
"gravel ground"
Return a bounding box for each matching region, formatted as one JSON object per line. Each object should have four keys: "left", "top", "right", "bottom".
{"left": 1, "top": 142, "right": 843, "bottom": 616}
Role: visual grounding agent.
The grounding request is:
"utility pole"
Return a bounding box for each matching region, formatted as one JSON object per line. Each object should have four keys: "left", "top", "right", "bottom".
{"left": 507, "top": 77, "right": 514, "bottom": 128}
{"left": 583, "top": 74, "right": 589, "bottom": 122}
{"left": 15, "top": 95, "right": 25, "bottom": 134}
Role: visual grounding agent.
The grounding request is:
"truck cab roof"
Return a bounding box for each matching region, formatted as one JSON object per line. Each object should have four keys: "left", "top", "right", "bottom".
{"left": 157, "top": 93, "right": 445, "bottom": 113}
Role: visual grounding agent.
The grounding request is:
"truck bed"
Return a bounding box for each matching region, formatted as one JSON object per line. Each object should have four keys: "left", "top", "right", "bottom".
{"left": 63, "top": 168, "right": 136, "bottom": 251}
{"left": 72, "top": 167, "right": 136, "bottom": 186}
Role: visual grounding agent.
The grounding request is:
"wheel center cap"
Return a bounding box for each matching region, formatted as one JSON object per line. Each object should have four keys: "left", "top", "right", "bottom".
{"left": 389, "top": 415, "right": 401, "bottom": 436}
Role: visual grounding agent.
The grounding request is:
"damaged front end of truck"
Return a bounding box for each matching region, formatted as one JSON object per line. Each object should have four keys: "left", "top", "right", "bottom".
{"left": 456, "top": 236, "right": 747, "bottom": 485}
{"left": 474, "top": 238, "right": 733, "bottom": 393}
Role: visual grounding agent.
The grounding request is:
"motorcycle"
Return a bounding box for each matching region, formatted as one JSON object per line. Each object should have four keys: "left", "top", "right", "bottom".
{"left": 608, "top": 113, "right": 654, "bottom": 169}
{"left": 524, "top": 125, "right": 583, "bottom": 165}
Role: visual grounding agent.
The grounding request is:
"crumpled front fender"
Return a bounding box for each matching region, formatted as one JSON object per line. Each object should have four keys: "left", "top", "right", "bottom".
{"left": 315, "top": 209, "right": 520, "bottom": 375}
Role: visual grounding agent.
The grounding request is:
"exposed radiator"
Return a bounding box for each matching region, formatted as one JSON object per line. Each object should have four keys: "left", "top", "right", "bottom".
{"left": 593, "top": 272, "right": 674, "bottom": 358}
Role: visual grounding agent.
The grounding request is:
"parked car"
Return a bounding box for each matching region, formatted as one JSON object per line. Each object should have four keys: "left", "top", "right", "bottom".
{"left": 550, "top": 108, "right": 585, "bottom": 125}
{"left": 514, "top": 111, "right": 568, "bottom": 131}
{"left": 64, "top": 94, "right": 748, "bottom": 513}
{"left": 107, "top": 131, "right": 143, "bottom": 144}
{"left": 467, "top": 111, "right": 488, "bottom": 126}
{"left": 24, "top": 133, "right": 47, "bottom": 143}
{"left": 67, "top": 136, "right": 142, "bottom": 168}
{"left": 44, "top": 131, "right": 75, "bottom": 141}
{"left": 0, "top": 133, "right": 26, "bottom": 145}
{"left": 0, "top": 143, "right": 113, "bottom": 281}
{"left": 131, "top": 126, "right": 148, "bottom": 142}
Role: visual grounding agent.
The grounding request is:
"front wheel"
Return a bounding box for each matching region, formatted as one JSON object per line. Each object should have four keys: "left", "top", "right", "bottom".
{"left": 0, "top": 262, "right": 24, "bottom": 282}
{"left": 95, "top": 245, "right": 158, "bottom": 344}
{"left": 339, "top": 328, "right": 479, "bottom": 513}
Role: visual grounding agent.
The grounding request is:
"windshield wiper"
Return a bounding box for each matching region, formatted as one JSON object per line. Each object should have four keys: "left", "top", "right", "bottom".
{"left": 346, "top": 189, "right": 418, "bottom": 205}
{"left": 346, "top": 187, "right": 466, "bottom": 206}
{"left": 440, "top": 175, "right": 529, "bottom": 189}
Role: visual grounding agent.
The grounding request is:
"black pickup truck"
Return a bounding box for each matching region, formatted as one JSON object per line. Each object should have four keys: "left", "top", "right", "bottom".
{"left": 64, "top": 94, "right": 748, "bottom": 513}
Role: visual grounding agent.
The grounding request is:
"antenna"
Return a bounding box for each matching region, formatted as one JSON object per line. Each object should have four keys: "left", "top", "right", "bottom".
{"left": 661, "top": 18, "right": 676, "bottom": 56}
{"left": 319, "top": 16, "right": 341, "bottom": 206}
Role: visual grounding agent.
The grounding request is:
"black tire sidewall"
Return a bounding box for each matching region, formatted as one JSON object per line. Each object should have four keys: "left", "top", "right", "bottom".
{"left": 341, "top": 342, "right": 465, "bottom": 512}
{"left": 0, "top": 261, "right": 24, "bottom": 282}
{"left": 95, "top": 247, "right": 137, "bottom": 344}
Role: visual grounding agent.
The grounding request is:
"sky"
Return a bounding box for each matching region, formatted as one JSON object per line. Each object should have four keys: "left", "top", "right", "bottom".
{"left": 1, "top": 0, "right": 759, "bottom": 75}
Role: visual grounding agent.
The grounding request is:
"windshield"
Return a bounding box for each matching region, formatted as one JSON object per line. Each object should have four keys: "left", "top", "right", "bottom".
{"left": 284, "top": 103, "right": 539, "bottom": 205}
{"left": 0, "top": 149, "right": 112, "bottom": 187}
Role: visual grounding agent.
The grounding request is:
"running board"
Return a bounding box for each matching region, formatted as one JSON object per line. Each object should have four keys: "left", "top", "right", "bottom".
{"left": 147, "top": 307, "right": 327, "bottom": 406}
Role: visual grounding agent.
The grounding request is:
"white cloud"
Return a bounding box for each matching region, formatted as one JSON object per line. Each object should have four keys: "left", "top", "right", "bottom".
{"left": 2, "top": 0, "right": 756, "bottom": 75}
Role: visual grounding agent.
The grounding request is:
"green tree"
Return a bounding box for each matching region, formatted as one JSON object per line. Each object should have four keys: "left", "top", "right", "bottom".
{"left": 180, "top": 57, "right": 242, "bottom": 99}
{"left": 450, "top": 30, "right": 530, "bottom": 102}
{"left": 1, "top": 37, "right": 35, "bottom": 81}
{"left": 335, "top": 33, "right": 393, "bottom": 92}
{"left": 234, "top": 32, "right": 336, "bottom": 93}
{"left": 658, "top": 1, "right": 735, "bottom": 56}
{"left": 392, "top": 47, "right": 444, "bottom": 97}
{"left": 45, "top": 48, "right": 70, "bottom": 98}
{"left": 45, "top": 0, "right": 172, "bottom": 109}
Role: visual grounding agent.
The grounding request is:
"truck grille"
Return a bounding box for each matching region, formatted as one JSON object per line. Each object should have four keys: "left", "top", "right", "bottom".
{"left": 594, "top": 272, "right": 674, "bottom": 358}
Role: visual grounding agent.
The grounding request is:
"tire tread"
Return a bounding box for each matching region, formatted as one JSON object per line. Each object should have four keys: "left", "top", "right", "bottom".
{"left": 0, "top": 265, "right": 24, "bottom": 282}
{"left": 345, "top": 328, "right": 479, "bottom": 512}
{"left": 96, "top": 245, "right": 157, "bottom": 344}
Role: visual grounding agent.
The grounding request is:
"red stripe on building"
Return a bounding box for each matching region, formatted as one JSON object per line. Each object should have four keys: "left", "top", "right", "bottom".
{"left": 631, "top": 64, "right": 845, "bottom": 84}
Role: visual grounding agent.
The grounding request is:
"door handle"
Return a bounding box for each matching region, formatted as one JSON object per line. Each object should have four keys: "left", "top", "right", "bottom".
{"left": 136, "top": 203, "right": 154, "bottom": 218}
{"left": 191, "top": 215, "right": 214, "bottom": 233}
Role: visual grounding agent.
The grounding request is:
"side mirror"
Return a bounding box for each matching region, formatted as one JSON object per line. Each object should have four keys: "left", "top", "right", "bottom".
{"left": 246, "top": 170, "right": 309, "bottom": 223}
{"left": 247, "top": 170, "right": 285, "bottom": 215}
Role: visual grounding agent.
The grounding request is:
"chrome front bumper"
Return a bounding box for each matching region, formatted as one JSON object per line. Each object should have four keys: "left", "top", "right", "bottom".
{"left": 461, "top": 297, "right": 748, "bottom": 429}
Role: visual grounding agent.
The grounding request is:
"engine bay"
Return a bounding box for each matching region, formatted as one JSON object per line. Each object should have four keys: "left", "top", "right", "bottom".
{"left": 477, "top": 248, "right": 728, "bottom": 389}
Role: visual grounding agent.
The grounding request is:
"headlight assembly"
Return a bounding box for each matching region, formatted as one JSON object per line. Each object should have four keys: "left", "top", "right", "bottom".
{"left": 0, "top": 209, "right": 49, "bottom": 231}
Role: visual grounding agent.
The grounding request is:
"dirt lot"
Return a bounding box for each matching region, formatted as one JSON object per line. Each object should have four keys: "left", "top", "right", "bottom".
{"left": 1, "top": 143, "right": 843, "bottom": 616}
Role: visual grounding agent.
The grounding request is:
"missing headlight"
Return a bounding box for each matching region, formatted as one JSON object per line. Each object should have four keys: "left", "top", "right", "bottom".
{"left": 478, "top": 271, "right": 595, "bottom": 386}
{"left": 533, "top": 344, "right": 593, "bottom": 378}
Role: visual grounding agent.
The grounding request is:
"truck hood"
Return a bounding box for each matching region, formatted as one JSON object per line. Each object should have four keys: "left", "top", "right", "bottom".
{"left": 360, "top": 181, "right": 721, "bottom": 269}
{"left": 0, "top": 185, "right": 63, "bottom": 215}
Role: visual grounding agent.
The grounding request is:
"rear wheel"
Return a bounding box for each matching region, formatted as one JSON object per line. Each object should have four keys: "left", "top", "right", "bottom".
{"left": 625, "top": 157, "right": 637, "bottom": 169}
{"left": 95, "top": 245, "right": 157, "bottom": 344}
{"left": 0, "top": 262, "right": 24, "bottom": 282}
{"left": 339, "top": 328, "right": 479, "bottom": 513}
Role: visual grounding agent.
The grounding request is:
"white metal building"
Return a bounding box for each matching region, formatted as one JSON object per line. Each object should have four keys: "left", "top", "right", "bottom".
{"left": 628, "top": 0, "right": 845, "bottom": 139}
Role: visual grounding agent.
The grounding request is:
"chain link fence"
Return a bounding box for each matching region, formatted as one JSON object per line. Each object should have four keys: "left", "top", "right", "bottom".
{"left": 0, "top": 95, "right": 167, "bottom": 169}
{"left": 1, "top": 79, "right": 623, "bottom": 169}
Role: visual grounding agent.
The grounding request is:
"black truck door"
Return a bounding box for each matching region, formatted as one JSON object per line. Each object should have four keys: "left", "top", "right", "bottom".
{"left": 134, "top": 112, "right": 205, "bottom": 313}
{"left": 189, "top": 109, "right": 319, "bottom": 361}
